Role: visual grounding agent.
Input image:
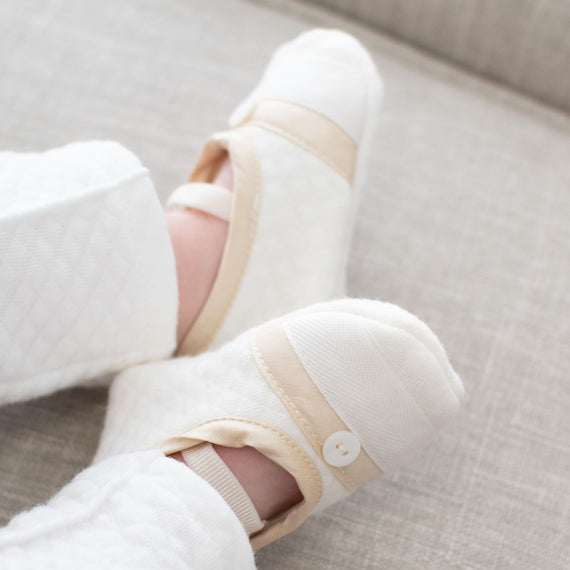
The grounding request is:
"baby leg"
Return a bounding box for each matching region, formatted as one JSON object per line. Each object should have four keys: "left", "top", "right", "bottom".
{"left": 0, "top": 141, "right": 179, "bottom": 404}
{"left": 0, "top": 450, "right": 256, "bottom": 570}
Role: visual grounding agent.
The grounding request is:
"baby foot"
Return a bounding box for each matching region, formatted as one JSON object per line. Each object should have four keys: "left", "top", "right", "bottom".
{"left": 97, "top": 298, "right": 464, "bottom": 547}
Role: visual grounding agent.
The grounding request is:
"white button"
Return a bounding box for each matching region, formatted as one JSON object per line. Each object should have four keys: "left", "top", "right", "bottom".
{"left": 322, "top": 431, "right": 361, "bottom": 467}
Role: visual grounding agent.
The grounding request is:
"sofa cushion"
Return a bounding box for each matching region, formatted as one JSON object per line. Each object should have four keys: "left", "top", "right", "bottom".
{"left": 308, "top": 0, "right": 570, "bottom": 113}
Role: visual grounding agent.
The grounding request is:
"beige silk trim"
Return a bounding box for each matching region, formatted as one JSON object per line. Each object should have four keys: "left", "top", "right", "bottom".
{"left": 159, "top": 418, "right": 322, "bottom": 550}
{"left": 243, "top": 100, "right": 357, "bottom": 184}
{"left": 250, "top": 322, "right": 383, "bottom": 492}
{"left": 176, "top": 130, "right": 262, "bottom": 356}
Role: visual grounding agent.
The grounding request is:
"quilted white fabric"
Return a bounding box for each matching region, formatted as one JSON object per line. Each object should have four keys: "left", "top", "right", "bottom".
{"left": 0, "top": 450, "right": 255, "bottom": 569}
{"left": 211, "top": 125, "right": 354, "bottom": 348}
{"left": 207, "top": 29, "right": 382, "bottom": 350}
{"left": 0, "top": 141, "right": 179, "bottom": 404}
{"left": 97, "top": 299, "right": 463, "bottom": 514}
{"left": 1, "top": 1, "right": 568, "bottom": 568}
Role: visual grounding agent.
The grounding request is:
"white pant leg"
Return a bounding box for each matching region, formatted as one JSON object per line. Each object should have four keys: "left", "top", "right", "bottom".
{"left": 0, "top": 142, "right": 179, "bottom": 404}
{"left": 0, "top": 450, "right": 255, "bottom": 570}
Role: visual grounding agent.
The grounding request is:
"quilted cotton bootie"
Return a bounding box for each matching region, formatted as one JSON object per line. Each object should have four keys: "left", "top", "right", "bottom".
{"left": 96, "top": 299, "right": 464, "bottom": 548}
{"left": 169, "top": 29, "right": 383, "bottom": 355}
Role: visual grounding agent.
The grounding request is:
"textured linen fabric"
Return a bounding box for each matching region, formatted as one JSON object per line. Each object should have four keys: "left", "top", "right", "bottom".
{"left": 0, "top": 0, "right": 569, "bottom": 569}
{"left": 0, "top": 450, "right": 255, "bottom": 569}
{"left": 0, "top": 141, "right": 178, "bottom": 404}
{"left": 307, "top": 0, "right": 570, "bottom": 114}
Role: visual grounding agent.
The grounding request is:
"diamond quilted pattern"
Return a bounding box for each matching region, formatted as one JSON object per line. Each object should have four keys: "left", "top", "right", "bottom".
{"left": 0, "top": 141, "right": 178, "bottom": 404}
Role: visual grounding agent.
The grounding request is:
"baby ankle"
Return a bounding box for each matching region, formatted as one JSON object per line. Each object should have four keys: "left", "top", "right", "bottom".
{"left": 170, "top": 443, "right": 302, "bottom": 535}
{"left": 181, "top": 443, "right": 264, "bottom": 535}
{"left": 213, "top": 444, "right": 303, "bottom": 521}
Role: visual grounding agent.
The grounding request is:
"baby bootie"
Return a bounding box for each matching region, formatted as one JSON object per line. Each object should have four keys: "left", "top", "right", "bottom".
{"left": 96, "top": 299, "right": 464, "bottom": 548}
{"left": 169, "top": 29, "right": 383, "bottom": 355}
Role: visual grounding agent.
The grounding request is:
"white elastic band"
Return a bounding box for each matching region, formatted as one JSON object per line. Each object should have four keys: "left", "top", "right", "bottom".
{"left": 167, "top": 183, "right": 233, "bottom": 222}
{"left": 181, "top": 443, "right": 264, "bottom": 536}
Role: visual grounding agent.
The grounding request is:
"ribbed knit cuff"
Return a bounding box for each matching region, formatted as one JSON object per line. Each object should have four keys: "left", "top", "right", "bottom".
{"left": 181, "top": 443, "right": 264, "bottom": 536}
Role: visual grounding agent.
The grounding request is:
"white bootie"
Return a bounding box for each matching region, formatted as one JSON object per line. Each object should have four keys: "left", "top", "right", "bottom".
{"left": 170, "top": 29, "right": 383, "bottom": 355}
{"left": 96, "top": 299, "right": 464, "bottom": 549}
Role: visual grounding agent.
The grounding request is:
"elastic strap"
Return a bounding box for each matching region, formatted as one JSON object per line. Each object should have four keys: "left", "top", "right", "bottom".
{"left": 181, "top": 443, "right": 264, "bottom": 535}
{"left": 167, "top": 183, "right": 232, "bottom": 222}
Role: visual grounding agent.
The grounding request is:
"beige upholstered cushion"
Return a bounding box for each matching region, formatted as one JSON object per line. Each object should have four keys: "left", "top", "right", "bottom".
{"left": 308, "top": 0, "right": 570, "bottom": 114}
{"left": 0, "top": 0, "right": 568, "bottom": 568}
